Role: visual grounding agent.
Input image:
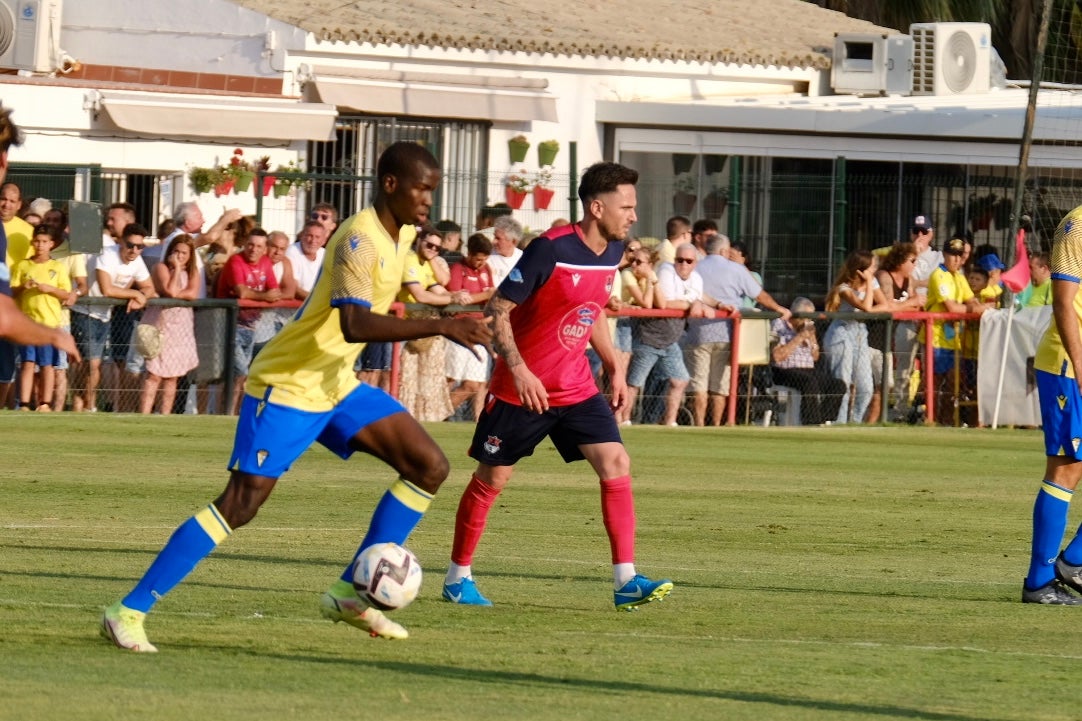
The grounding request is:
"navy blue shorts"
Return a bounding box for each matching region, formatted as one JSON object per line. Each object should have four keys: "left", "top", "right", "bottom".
{"left": 0, "top": 339, "right": 16, "bottom": 382}
{"left": 468, "top": 392, "right": 621, "bottom": 466}
{"left": 355, "top": 341, "right": 393, "bottom": 372}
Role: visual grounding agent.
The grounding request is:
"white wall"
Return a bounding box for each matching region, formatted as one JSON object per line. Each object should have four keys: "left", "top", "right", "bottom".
{"left": 61, "top": 0, "right": 304, "bottom": 78}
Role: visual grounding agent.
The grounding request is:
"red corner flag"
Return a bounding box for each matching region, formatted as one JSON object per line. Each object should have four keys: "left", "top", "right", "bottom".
{"left": 1001, "top": 228, "right": 1031, "bottom": 293}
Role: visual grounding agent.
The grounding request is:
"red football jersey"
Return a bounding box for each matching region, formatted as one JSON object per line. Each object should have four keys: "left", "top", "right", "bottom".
{"left": 488, "top": 223, "right": 622, "bottom": 406}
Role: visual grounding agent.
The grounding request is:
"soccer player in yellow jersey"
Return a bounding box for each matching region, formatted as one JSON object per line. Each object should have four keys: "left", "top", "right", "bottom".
{"left": 1024, "top": 204, "right": 1082, "bottom": 604}
{"left": 101, "top": 142, "right": 493, "bottom": 650}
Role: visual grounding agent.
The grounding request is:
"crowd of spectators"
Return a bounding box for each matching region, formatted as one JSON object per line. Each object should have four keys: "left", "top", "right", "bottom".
{"left": 2, "top": 185, "right": 1047, "bottom": 426}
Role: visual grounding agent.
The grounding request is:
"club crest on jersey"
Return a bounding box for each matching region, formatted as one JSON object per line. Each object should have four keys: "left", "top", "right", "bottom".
{"left": 483, "top": 435, "right": 502, "bottom": 455}
{"left": 508, "top": 268, "right": 524, "bottom": 283}
{"left": 557, "top": 304, "right": 599, "bottom": 350}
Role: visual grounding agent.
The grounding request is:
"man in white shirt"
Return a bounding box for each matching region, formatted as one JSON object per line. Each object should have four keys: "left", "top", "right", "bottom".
{"left": 485, "top": 215, "right": 523, "bottom": 288}
{"left": 627, "top": 243, "right": 713, "bottom": 426}
{"left": 284, "top": 220, "right": 327, "bottom": 299}
{"left": 71, "top": 222, "right": 156, "bottom": 412}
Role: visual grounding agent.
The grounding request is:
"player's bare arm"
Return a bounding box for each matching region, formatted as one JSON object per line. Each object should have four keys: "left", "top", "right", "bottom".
{"left": 1052, "top": 278, "right": 1082, "bottom": 398}
{"left": 340, "top": 303, "right": 491, "bottom": 357}
{"left": 486, "top": 292, "right": 549, "bottom": 412}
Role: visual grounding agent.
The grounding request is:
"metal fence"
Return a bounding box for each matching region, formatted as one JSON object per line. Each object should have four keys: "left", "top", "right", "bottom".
{"left": 17, "top": 296, "right": 997, "bottom": 428}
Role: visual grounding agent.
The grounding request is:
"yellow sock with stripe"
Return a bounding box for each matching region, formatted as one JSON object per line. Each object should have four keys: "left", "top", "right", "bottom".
{"left": 122, "top": 504, "right": 233, "bottom": 613}
{"left": 338, "top": 479, "right": 433, "bottom": 583}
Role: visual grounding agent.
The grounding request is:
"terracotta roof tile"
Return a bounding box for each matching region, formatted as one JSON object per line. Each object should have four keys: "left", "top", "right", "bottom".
{"left": 234, "top": 0, "right": 892, "bottom": 70}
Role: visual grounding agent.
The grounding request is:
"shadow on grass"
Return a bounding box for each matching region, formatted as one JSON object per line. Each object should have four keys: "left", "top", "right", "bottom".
{"left": 194, "top": 650, "right": 1011, "bottom": 721}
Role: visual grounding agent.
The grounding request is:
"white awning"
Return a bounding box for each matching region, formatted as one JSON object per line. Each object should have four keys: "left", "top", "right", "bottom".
{"left": 86, "top": 89, "right": 338, "bottom": 142}
{"left": 304, "top": 66, "right": 558, "bottom": 123}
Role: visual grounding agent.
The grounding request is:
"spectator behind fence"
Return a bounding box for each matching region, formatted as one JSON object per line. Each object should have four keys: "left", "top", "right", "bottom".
{"left": 976, "top": 251, "right": 1006, "bottom": 307}
{"left": 1018, "top": 251, "right": 1052, "bottom": 307}
{"left": 444, "top": 232, "right": 495, "bottom": 421}
{"left": 769, "top": 297, "right": 845, "bottom": 425}
{"left": 308, "top": 201, "right": 338, "bottom": 238}
{"left": 728, "top": 240, "right": 763, "bottom": 308}
{"left": 691, "top": 234, "right": 790, "bottom": 426}
{"left": 689, "top": 218, "right": 718, "bottom": 258}
{"left": 0, "top": 180, "right": 33, "bottom": 408}
{"left": 875, "top": 242, "right": 924, "bottom": 421}
{"left": 215, "top": 229, "right": 281, "bottom": 415}
{"left": 259, "top": 230, "right": 298, "bottom": 345}
{"left": 615, "top": 244, "right": 657, "bottom": 425}
{"left": 823, "top": 249, "right": 889, "bottom": 424}
{"left": 70, "top": 223, "right": 155, "bottom": 413}
{"left": 436, "top": 219, "right": 464, "bottom": 266}
{"left": 652, "top": 215, "right": 691, "bottom": 267}
{"left": 923, "top": 236, "right": 986, "bottom": 425}
{"left": 43, "top": 208, "right": 87, "bottom": 411}
{"left": 11, "top": 224, "right": 72, "bottom": 410}
{"left": 627, "top": 243, "right": 713, "bottom": 426}
{"left": 285, "top": 220, "right": 327, "bottom": 300}
{"left": 139, "top": 234, "right": 200, "bottom": 415}
{"left": 486, "top": 215, "right": 523, "bottom": 288}
{"left": 397, "top": 227, "right": 471, "bottom": 422}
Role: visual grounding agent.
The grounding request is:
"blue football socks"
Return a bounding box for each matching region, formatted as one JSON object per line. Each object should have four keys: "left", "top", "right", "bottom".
{"left": 338, "top": 478, "right": 433, "bottom": 583}
{"left": 1026, "top": 481, "right": 1072, "bottom": 590}
{"left": 122, "top": 505, "right": 232, "bottom": 613}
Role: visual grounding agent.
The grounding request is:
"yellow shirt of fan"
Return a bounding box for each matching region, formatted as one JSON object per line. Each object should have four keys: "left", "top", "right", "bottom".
{"left": 245, "top": 207, "right": 415, "bottom": 411}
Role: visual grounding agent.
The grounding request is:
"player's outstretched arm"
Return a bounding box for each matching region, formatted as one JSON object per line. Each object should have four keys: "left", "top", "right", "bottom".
{"left": 486, "top": 293, "right": 548, "bottom": 413}
{"left": 0, "top": 294, "right": 80, "bottom": 361}
{"left": 339, "top": 303, "right": 491, "bottom": 355}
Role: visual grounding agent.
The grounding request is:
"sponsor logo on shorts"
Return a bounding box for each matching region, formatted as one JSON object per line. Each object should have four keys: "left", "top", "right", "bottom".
{"left": 257, "top": 449, "right": 269, "bottom": 467}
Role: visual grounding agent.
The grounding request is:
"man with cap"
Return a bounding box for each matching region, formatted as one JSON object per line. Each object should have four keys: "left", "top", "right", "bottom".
{"left": 889, "top": 215, "right": 944, "bottom": 421}
{"left": 911, "top": 215, "right": 943, "bottom": 293}
{"left": 923, "top": 235, "right": 986, "bottom": 425}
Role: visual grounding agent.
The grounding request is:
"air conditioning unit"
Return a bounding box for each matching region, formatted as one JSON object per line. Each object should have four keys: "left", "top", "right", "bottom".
{"left": 910, "top": 22, "right": 991, "bottom": 96}
{"left": 831, "top": 33, "right": 913, "bottom": 96}
{"left": 0, "top": 0, "right": 62, "bottom": 74}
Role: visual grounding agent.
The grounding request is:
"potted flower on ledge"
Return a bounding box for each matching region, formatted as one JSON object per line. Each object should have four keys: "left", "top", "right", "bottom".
{"left": 223, "top": 148, "right": 255, "bottom": 193}
{"left": 537, "top": 139, "right": 559, "bottom": 167}
{"left": 672, "top": 171, "right": 697, "bottom": 214}
{"left": 533, "top": 166, "right": 555, "bottom": 210}
{"left": 189, "top": 165, "right": 224, "bottom": 195}
{"left": 505, "top": 167, "right": 530, "bottom": 209}
{"left": 508, "top": 134, "right": 530, "bottom": 164}
{"left": 272, "top": 159, "right": 307, "bottom": 198}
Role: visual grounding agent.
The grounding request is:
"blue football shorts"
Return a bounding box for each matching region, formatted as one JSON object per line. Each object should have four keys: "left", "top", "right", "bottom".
{"left": 1037, "top": 369, "right": 1082, "bottom": 460}
{"left": 228, "top": 382, "right": 407, "bottom": 478}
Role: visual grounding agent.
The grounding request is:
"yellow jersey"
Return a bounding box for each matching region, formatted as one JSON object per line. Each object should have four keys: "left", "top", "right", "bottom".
{"left": 245, "top": 207, "right": 415, "bottom": 411}
{"left": 11, "top": 257, "right": 71, "bottom": 328}
{"left": 396, "top": 250, "right": 438, "bottom": 304}
{"left": 924, "top": 264, "right": 973, "bottom": 350}
{"left": 1036, "top": 204, "right": 1082, "bottom": 377}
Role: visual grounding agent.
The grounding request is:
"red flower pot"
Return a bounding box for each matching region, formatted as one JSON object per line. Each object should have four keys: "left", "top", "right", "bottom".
{"left": 261, "top": 175, "right": 277, "bottom": 197}
{"left": 533, "top": 186, "right": 555, "bottom": 210}
{"left": 214, "top": 179, "right": 235, "bottom": 197}
{"left": 505, "top": 187, "right": 527, "bottom": 209}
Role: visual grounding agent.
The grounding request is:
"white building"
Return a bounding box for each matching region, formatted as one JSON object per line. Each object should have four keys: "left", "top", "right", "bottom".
{"left": 0, "top": 0, "right": 1071, "bottom": 296}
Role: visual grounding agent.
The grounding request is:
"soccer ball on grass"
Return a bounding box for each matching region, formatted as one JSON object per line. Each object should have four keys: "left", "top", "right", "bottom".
{"left": 352, "top": 542, "right": 423, "bottom": 611}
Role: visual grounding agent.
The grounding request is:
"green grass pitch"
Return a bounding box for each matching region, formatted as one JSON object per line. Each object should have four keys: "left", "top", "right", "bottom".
{"left": 1, "top": 415, "right": 1077, "bottom": 721}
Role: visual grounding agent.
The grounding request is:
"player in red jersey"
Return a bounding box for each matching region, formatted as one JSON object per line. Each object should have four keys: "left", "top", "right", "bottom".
{"left": 442, "top": 161, "right": 673, "bottom": 610}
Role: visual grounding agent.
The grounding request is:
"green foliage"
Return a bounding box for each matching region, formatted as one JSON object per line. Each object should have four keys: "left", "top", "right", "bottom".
{"left": 0, "top": 415, "right": 1075, "bottom": 720}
